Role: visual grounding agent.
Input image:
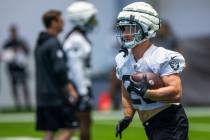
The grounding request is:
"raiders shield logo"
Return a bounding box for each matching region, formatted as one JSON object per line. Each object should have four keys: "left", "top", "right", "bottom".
{"left": 169, "top": 56, "right": 179, "bottom": 71}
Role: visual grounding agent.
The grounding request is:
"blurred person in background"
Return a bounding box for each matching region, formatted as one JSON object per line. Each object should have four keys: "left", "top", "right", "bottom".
{"left": 114, "top": 2, "right": 188, "bottom": 140}
{"left": 1, "top": 25, "right": 31, "bottom": 111}
{"left": 35, "top": 10, "right": 79, "bottom": 140}
{"left": 151, "top": 20, "right": 179, "bottom": 51}
{"left": 63, "top": 1, "right": 98, "bottom": 140}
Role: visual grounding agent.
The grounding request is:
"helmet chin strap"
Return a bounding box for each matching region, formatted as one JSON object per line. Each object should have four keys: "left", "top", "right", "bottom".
{"left": 123, "top": 38, "right": 147, "bottom": 49}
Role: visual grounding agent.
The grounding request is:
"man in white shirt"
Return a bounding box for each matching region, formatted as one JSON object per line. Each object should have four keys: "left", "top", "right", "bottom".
{"left": 115, "top": 2, "right": 188, "bottom": 140}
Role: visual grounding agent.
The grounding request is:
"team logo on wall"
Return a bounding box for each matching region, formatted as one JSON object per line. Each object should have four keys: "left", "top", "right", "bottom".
{"left": 169, "top": 56, "right": 179, "bottom": 71}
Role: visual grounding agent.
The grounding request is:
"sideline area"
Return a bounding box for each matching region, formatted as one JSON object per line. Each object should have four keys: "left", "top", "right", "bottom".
{"left": 0, "top": 107, "right": 210, "bottom": 123}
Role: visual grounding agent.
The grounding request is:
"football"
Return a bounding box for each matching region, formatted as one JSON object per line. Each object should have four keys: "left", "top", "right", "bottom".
{"left": 131, "top": 72, "right": 164, "bottom": 89}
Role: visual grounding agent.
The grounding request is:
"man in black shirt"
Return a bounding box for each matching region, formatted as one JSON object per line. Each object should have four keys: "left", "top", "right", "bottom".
{"left": 2, "top": 25, "right": 31, "bottom": 110}
{"left": 35, "top": 10, "right": 79, "bottom": 140}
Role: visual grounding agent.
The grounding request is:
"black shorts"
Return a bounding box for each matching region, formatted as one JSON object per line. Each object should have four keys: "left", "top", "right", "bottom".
{"left": 36, "top": 106, "right": 79, "bottom": 131}
{"left": 143, "top": 104, "right": 189, "bottom": 140}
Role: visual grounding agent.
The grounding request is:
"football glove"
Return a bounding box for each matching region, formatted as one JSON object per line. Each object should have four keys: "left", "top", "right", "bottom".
{"left": 129, "top": 75, "right": 151, "bottom": 98}
{"left": 116, "top": 116, "right": 132, "bottom": 139}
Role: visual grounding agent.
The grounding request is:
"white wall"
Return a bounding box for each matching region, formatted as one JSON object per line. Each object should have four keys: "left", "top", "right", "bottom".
{"left": 159, "top": 0, "right": 210, "bottom": 39}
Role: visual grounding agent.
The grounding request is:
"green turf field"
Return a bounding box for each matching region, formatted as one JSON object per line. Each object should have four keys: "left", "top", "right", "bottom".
{"left": 0, "top": 109, "right": 210, "bottom": 140}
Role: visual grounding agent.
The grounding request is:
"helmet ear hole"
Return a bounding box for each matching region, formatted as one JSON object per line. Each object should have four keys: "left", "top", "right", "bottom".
{"left": 147, "top": 26, "right": 152, "bottom": 31}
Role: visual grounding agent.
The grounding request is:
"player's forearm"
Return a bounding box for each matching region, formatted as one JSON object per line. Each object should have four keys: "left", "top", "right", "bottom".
{"left": 145, "top": 86, "right": 182, "bottom": 103}
{"left": 123, "top": 106, "right": 135, "bottom": 118}
{"left": 67, "top": 83, "right": 79, "bottom": 98}
{"left": 121, "top": 84, "right": 136, "bottom": 118}
{"left": 122, "top": 95, "right": 135, "bottom": 117}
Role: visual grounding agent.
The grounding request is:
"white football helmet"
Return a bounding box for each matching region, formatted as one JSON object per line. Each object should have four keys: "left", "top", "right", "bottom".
{"left": 116, "top": 2, "right": 161, "bottom": 49}
{"left": 67, "top": 1, "right": 98, "bottom": 31}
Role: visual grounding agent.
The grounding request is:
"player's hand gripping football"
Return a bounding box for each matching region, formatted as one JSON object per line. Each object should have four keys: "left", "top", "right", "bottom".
{"left": 116, "top": 116, "right": 132, "bottom": 139}
{"left": 130, "top": 74, "right": 151, "bottom": 97}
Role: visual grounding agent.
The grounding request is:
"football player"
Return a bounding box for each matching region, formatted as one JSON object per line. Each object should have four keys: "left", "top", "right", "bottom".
{"left": 63, "top": 1, "right": 98, "bottom": 140}
{"left": 115, "top": 2, "right": 189, "bottom": 140}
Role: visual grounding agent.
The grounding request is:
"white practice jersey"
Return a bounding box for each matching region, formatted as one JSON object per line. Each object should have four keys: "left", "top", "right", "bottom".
{"left": 63, "top": 31, "right": 92, "bottom": 96}
{"left": 115, "top": 44, "right": 186, "bottom": 111}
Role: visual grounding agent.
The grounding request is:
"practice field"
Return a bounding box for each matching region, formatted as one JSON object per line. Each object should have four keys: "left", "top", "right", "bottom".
{"left": 0, "top": 108, "right": 210, "bottom": 140}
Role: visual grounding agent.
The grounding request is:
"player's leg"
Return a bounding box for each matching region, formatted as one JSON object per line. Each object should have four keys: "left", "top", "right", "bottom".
{"left": 76, "top": 87, "right": 92, "bottom": 140}
{"left": 36, "top": 107, "right": 58, "bottom": 140}
{"left": 57, "top": 128, "right": 75, "bottom": 140}
{"left": 57, "top": 106, "right": 79, "bottom": 140}
{"left": 22, "top": 78, "right": 32, "bottom": 110}
{"left": 43, "top": 131, "right": 55, "bottom": 140}
{"left": 10, "top": 77, "right": 21, "bottom": 110}
{"left": 77, "top": 111, "right": 92, "bottom": 140}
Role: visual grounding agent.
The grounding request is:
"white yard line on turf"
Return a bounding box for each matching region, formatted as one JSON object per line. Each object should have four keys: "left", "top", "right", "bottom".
{"left": 0, "top": 137, "right": 41, "bottom": 140}
{"left": 0, "top": 113, "right": 34, "bottom": 123}
{"left": 0, "top": 136, "right": 79, "bottom": 140}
